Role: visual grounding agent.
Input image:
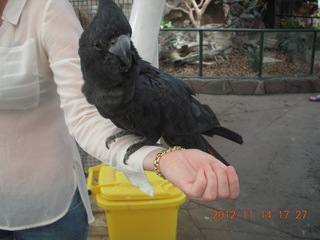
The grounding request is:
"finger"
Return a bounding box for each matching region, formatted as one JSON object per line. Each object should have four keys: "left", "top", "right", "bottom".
{"left": 211, "top": 163, "right": 230, "bottom": 199}
{"left": 226, "top": 166, "right": 240, "bottom": 199}
{"left": 184, "top": 168, "right": 207, "bottom": 200}
{"left": 199, "top": 165, "right": 218, "bottom": 202}
{"left": 212, "top": 158, "right": 228, "bottom": 169}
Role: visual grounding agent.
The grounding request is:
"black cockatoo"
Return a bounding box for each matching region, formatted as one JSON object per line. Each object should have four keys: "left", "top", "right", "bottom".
{"left": 78, "top": 0, "right": 243, "bottom": 166}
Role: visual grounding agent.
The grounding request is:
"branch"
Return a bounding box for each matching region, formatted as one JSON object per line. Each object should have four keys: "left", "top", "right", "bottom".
{"left": 189, "top": 0, "right": 199, "bottom": 13}
{"left": 199, "top": 0, "right": 213, "bottom": 15}
{"left": 166, "top": 2, "right": 191, "bottom": 15}
{"left": 166, "top": 0, "right": 213, "bottom": 28}
{"left": 199, "top": 0, "right": 205, "bottom": 8}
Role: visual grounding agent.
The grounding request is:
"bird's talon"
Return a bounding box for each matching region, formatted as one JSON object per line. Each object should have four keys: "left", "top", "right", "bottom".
{"left": 105, "top": 136, "right": 116, "bottom": 148}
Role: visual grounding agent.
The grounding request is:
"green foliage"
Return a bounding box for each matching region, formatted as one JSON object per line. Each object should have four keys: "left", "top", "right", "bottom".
{"left": 221, "top": 0, "right": 267, "bottom": 28}
{"left": 160, "top": 19, "right": 174, "bottom": 29}
{"left": 247, "top": 43, "right": 260, "bottom": 71}
{"left": 279, "top": 32, "right": 309, "bottom": 63}
{"left": 309, "top": 25, "right": 320, "bottom": 29}
{"left": 280, "top": 18, "right": 305, "bottom": 29}
{"left": 281, "top": 17, "right": 320, "bottom": 30}
{"left": 279, "top": 33, "right": 307, "bottom": 53}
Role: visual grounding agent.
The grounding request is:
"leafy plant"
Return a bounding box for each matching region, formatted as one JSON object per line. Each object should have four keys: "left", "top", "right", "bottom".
{"left": 222, "top": 0, "right": 267, "bottom": 28}
{"left": 279, "top": 33, "right": 308, "bottom": 63}
{"left": 247, "top": 43, "right": 260, "bottom": 71}
{"left": 309, "top": 25, "right": 320, "bottom": 29}
{"left": 279, "top": 33, "right": 307, "bottom": 53}
{"left": 160, "top": 19, "right": 174, "bottom": 29}
{"left": 280, "top": 18, "right": 304, "bottom": 29}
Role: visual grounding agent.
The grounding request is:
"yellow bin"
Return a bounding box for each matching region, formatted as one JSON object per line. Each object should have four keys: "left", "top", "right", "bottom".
{"left": 87, "top": 164, "right": 186, "bottom": 240}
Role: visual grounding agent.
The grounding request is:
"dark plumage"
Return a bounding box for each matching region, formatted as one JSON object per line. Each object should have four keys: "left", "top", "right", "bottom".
{"left": 78, "top": 0, "right": 243, "bottom": 165}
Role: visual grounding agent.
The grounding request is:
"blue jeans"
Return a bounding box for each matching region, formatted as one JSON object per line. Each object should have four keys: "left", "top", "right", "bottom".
{"left": 0, "top": 190, "right": 88, "bottom": 240}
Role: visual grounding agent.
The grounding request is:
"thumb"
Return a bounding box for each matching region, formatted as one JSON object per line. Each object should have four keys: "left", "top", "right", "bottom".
{"left": 183, "top": 168, "right": 207, "bottom": 199}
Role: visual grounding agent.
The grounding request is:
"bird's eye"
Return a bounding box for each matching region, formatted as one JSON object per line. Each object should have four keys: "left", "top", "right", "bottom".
{"left": 93, "top": 41, "right": 102, "bottom": 51}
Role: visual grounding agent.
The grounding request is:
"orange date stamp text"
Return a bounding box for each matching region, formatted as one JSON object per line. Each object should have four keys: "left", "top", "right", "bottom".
{"left": 211, "top": 210, "right": 308, "bottom": 220}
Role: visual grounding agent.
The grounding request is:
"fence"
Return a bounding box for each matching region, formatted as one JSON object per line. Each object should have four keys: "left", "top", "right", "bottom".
{"left": 69, "top": 0, "right": 320, "bottom": 81}
{"left": 70, "top": 0, "right": 133, "bottom": 28}
{"left": 159, "top": 27, "right": 320, "bottom": 79}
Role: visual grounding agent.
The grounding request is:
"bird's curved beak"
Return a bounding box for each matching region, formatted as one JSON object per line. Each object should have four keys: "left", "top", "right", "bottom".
{"left": 109, "top": 35, "right": 132, "bottom": 72}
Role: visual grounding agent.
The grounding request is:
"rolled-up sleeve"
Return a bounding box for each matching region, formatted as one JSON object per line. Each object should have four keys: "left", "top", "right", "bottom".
{"left": 41, "top": 0, "right": 160, "bottom": 196}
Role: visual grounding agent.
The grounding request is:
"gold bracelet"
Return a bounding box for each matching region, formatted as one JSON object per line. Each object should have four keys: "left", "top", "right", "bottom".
{"left": 154, "top": 146, "right": 185, "bottom": 179}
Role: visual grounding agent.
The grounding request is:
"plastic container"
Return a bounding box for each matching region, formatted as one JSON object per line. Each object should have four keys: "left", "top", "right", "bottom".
{"left": 87, "top": 164, "right": 186, "bottom": 240}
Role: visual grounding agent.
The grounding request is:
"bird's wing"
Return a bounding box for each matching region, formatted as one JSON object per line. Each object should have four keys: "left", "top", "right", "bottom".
{"left": 128, "top": 61, "right": 205, "bottom": 141}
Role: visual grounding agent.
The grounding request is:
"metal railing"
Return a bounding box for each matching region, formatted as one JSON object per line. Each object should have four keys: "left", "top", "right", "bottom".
{"left": 160, "top": 28, "right": 320, "bottom": 79}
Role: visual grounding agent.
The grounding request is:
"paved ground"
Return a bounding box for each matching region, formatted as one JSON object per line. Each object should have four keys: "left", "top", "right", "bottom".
{"left": 176, "top": 93, "right": 320, "bottom": 240}
{"left": 88, "top": 93, "right": 320, "bottom": 240}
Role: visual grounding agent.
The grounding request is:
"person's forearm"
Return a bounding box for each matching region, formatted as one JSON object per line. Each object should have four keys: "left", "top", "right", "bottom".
{"left": 143, "top": 148, "right": 164, "bottom": 171}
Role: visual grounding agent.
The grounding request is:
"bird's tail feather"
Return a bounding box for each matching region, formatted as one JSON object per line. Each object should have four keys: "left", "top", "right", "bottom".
{"left": 204, "top": 126, "right": 243, "bottom": 144}
{"left": 203, "top": 137, "right": 230, "bottom": 166}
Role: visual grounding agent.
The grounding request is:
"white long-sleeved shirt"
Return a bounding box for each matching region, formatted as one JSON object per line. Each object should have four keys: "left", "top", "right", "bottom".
{"left": 0, "top": 0, "right": 159, "bottom": 230}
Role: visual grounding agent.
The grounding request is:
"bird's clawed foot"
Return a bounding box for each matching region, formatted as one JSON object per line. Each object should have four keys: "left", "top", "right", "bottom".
{"left": 105, "top": 130, "right": 131, "bottom": 149}
{"left": 123, "top": 138, "right": 160, "bottom": 164}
